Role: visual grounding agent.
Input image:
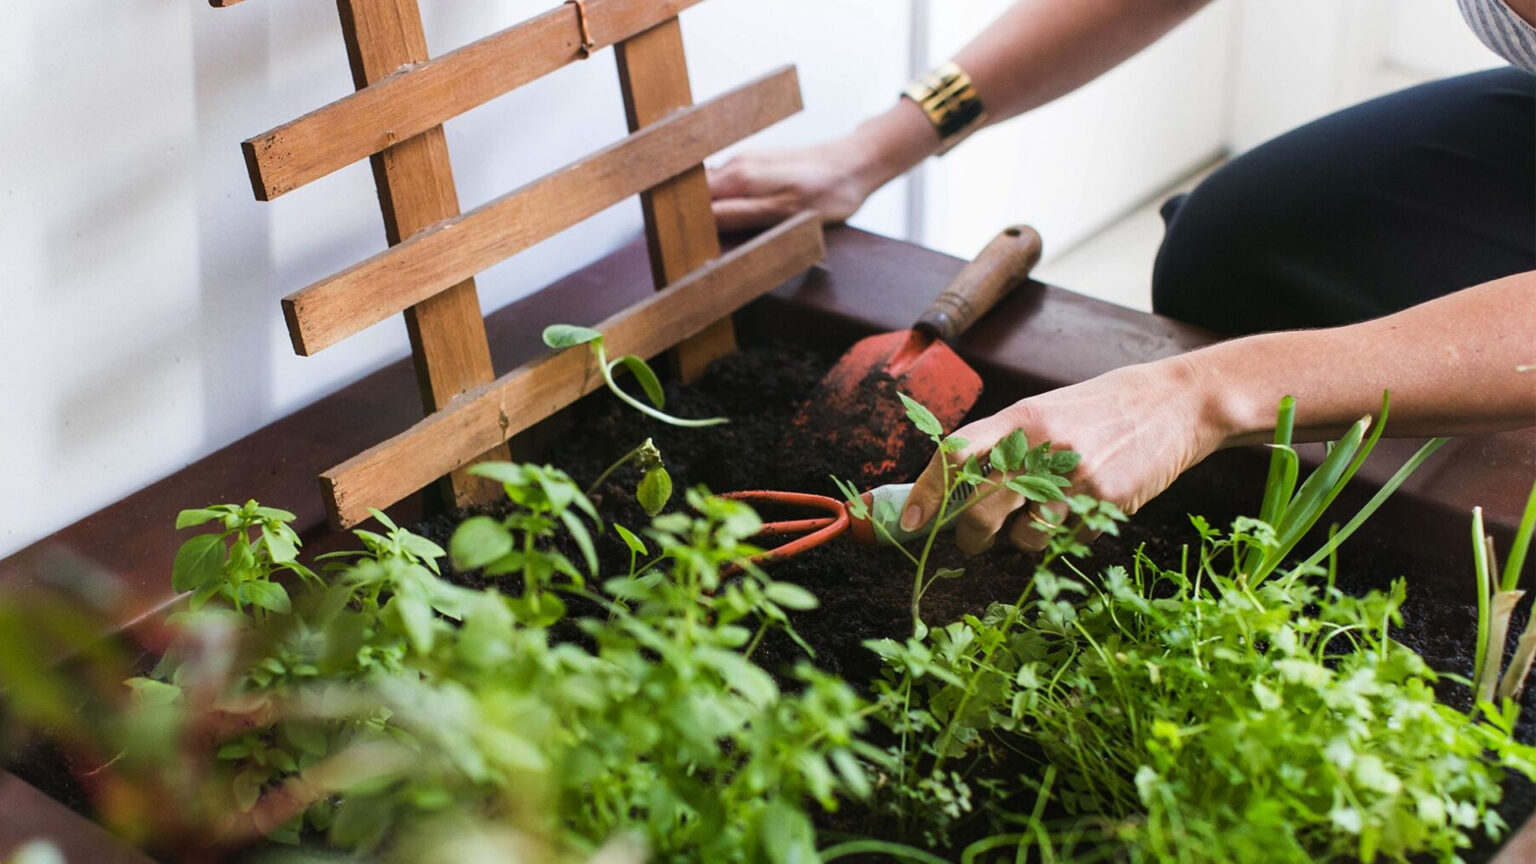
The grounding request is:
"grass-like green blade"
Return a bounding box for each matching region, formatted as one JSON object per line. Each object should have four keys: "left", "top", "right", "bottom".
{"left": 1245, "top": 397, "right": 1297, "bottom": 576}
{"left": 1499, "top": 477, "right": 1536, "bottom": 593}
{"left": 1258, "top": 396, "right": 1298, "bottom": 526}
{"left": 1254, "top": 415, "right": 1369, "bottom": 582}
{"left": 1472, "top": 506, "right": 1493, "bottom": 693}
{"left": 822, "top": 840, "right": 954, "bottom": 864}
{"left": 1295, "top": 437, "right": 1448, "bottom": 573}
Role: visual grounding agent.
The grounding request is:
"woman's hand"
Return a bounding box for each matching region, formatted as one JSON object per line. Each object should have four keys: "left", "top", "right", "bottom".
{"left": 707, "top": 100, "right": 939, "bottom": 233}
{"left": 707, "top": 139, "right": 874, "bottom": 233}
{"left": 899, "top": 357, "right": 1229, "bottom": 554}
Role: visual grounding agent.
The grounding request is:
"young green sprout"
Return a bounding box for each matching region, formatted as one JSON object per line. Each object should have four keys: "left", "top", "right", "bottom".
{"left": 587, "top": 437, "right": 674, "bottom": 516}
{"left": 543, "top": 324, "right": 727, "bottom": 427}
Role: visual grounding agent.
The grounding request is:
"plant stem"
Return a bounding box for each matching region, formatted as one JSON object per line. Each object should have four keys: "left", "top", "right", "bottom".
{"left": 586, "top": 439, "right": 648, "bottom": 496}
{"left": 593, "top": 343, "right": 726, "bottom": 428}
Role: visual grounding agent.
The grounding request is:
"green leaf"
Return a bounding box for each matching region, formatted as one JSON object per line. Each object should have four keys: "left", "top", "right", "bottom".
{"left": 759, "top": 799, "right": 817, "bottom": 864}
{"left": 765, "top": 581, "right": 819, "bottom": 611}
{"left": 261, "top": 523, "right": 298, "bottom": 564}
{"left": 175, "top": 508, "right": 224, "bottom": 530}
{"left": 614, "top": 523, "right": 647, "bottom": 557}
{"left": 1048, "top": 450, "right": 1082, "bottom": 474}
{"left": 252, "top": 506, "right": 297, "bottom": 522}
{"left": 989, "top": 429, "right": 1029, "bottom": 473}
{"left": 391, "top": 594, "right": 435, "bottom": 655}
{"left": 172, "top": 534, "right": 226, "bottom": 593}
{"left": 705, "top": 648, "right": 779, "bottom": 706}
{"left": 467, "top": 461, "right": 527, "bottom": 487}
{"left": 232, "top": 768, "right": 265, "bottom": 812}
{"left": 366, "top": 507, "right": 398, "bottom": 532}
{"left": 637, "top": 466, "right": 673, "bottom": 517}
{"left": 898, "top": 392, "right": 943, "bottom": 437}
{"left": 1005, "top": 475, "right": 1067, "bottom": 503}
{"left": 125, "top": 677, "right": 182, "bottom": 706}
{"left": 616, "top": 354, "right": 665, "bottom": 409}
{"left": 241, "top": 580, "right": 292, "bottom": 615}
{"left": 541, "top": 323, "right": 603, "bottom": 348}
{"left": 934, "top": 566, "right": 966, "bottom": 580}
{"left": 559, "top": 509, "right": 599, "bottom": 576}
{"left": 449, "top": 516, "right": 513, "bottom": 571}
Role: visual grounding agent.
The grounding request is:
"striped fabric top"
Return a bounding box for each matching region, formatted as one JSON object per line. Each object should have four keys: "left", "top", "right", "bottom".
{"left": 1459, "top": 0, "right": 1536, "bottom": 72}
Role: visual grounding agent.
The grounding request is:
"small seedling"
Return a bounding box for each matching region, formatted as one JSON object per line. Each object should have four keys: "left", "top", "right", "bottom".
{"left": 543, "top": 324, "right": 727, "bottom": 427}
{"left": 587, "top": 437, "right": 674, "bottom": 516}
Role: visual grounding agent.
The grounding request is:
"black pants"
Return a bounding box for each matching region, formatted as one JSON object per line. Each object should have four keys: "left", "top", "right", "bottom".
{"left": 1153, "top": 67, "right": 1535, "bottom": 335}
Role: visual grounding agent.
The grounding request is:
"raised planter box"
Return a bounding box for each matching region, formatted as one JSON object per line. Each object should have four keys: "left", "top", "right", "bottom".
{"left": 3, "top": 226, "right": 1532, "bottom": 861}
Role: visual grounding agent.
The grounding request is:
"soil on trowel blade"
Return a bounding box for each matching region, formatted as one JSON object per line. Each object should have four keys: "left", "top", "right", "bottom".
{"left": 416, "top": 339, "right": 1533, "bottom": 862}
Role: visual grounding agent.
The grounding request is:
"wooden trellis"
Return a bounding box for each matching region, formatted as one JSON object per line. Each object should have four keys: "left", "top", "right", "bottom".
{"left": 213, "top": 0, "right": 825, "bottom": 528}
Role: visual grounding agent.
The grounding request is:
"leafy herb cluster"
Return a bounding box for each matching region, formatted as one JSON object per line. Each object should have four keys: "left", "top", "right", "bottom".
{"left": 141, "top": 463, "right": 877, "bottom": 861}
{"left": 856, "top": 394, "right": 1536, "bottom": 863}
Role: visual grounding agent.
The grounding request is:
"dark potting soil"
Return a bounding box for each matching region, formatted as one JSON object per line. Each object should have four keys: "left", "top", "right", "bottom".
{"left": 413, "top": 339, "right": 1536, "bottom": 861}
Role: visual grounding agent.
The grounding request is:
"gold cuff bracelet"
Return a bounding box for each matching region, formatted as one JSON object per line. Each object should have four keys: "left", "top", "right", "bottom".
{"left": 902, "top": 61, "right": 987, "bottom": 154}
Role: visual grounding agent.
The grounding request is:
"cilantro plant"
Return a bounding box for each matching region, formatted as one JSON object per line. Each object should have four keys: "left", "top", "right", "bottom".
{"left": 858, "top": 394, "right": 1534, "bottom": 863}
{"left": 834, "top": 391, "right": 1087, "bottom": 640}
{"left": 543, "top": 324, "right": 726, "bottom": 427}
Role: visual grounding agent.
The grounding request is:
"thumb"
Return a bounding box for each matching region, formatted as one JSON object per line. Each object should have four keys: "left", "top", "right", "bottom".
{"left": 900, "top": 449, "right": 953, "bottom": 532}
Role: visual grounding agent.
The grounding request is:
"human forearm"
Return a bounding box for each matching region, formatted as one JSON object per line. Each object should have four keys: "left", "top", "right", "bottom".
{"left": 901, "top": 271, "right": 1536, "bottom": 551}
{"left": 1192, "top": 270, "right": 1536, "bottom": 447}
{"left": 835, "top": 0, "right": 1213, "bottom": 199}
{"left": 955, "top": 0, "right": 1214, "bottom": 127}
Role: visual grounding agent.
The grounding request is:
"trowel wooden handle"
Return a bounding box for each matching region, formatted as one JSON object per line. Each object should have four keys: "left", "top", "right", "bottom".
{"left": 915, "top": 225, "right": 1043, "bottom": 342}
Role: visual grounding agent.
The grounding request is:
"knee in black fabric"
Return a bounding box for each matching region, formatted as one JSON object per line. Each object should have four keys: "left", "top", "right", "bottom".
{"left": 1150, "top": 174, "right": 1264, "bottom": 334}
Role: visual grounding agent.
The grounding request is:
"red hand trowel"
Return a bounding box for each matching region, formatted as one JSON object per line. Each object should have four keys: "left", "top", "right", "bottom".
{"left": 789, "top": 225, "right": 1043, "bottom": 483}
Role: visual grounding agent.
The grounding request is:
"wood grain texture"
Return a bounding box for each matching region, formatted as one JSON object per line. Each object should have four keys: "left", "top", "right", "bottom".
{"left": 336, "top": 0, "right": 507, "bottom": 507}
{"left": 243, "top": 0, "right": 705, "bottom": 200}
{"left": 615, "top": 18, "right": 734, "bottom": 382}
{"left": 283, "top": 66, "right": 801, "bottom": 356}
{"left": 320, "top": 211, "right": 825, "bottom": 528}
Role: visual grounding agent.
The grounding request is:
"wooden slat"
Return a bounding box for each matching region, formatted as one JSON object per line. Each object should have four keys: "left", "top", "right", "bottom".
{"left": 336, "top": 0, "right": 508, "bottom": 508}
{"left": 242, "top": 0, "right": 706, "bottom": 200}
{"left": 615, "top": 17, "right": 734, "bottom": 383}
{"left": 320, "top": 212, "right": 825, "bottom": 528}
{"left": 283, "top": 66, "right": 802, "bottom": 356}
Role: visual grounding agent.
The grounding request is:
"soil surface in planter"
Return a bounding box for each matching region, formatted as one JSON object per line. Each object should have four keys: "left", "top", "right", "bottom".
{"left": 418, "top": 340, "right": 1535, "bottom": 862}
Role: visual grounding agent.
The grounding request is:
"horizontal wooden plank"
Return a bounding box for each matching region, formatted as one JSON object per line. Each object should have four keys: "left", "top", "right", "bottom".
{"left": 283, "top": 65, "right": 801, "bottom": 356}
{"left": 242, "top": 0, "right": 706, "bottom": 200}
{"left": 320, "top": 211, "right": 825, "bottom": 528}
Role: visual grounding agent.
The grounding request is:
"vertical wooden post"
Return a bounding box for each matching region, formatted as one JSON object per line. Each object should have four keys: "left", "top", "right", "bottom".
{"left": 615, "top": 17, "right": 735, "bottom": 382}
{"left": 335, "top": 0, "right": 508, "bottom": 508}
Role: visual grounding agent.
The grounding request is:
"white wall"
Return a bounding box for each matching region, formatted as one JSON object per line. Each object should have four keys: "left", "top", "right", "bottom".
{"left": 1227, "top": 0, "right": 1500, "bottom": 152}
{"left": 0, "top": 0, "right": 910, "bottom": 559}
{"left": 918, "top": 1, "right": 1234, "bottom": 262}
